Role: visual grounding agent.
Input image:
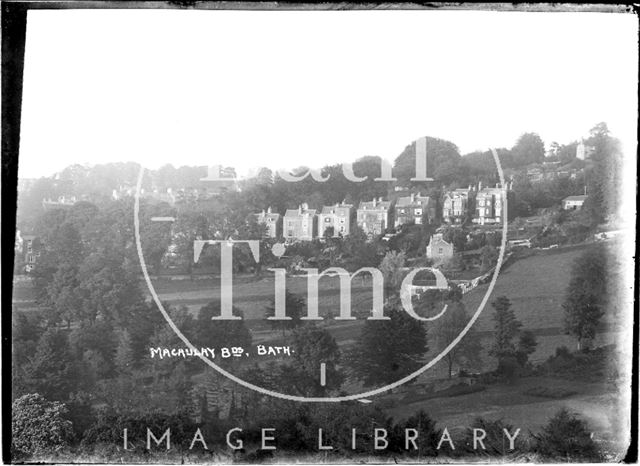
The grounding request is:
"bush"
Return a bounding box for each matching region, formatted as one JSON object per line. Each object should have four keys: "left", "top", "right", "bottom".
{"left": 389, "top": 410, "right": 441, "bottom": 456}
{"left": 555, "top": 345, "right": 571, "bottom": 358}
{"left": 82, "top": 410, "right": 198, "bottom": 452}
{"left": 496, "top": 356, "right": 520, "bottom": 382}
{"left": 538, "top": 346, "right": 610, "bottom": 381}
{"left": 461, "top": 417, "right": 528, "bottom": 456}
{"left": 533, "top": 408, "right": 601, "bottom": 461}
{"left": 12, "top": 393, "right": 74, "bottom": 458}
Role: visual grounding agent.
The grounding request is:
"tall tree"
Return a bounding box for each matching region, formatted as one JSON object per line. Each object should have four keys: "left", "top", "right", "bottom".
{"left": 394, "top": 136, "right": 461, "bottom": 186}
{"left": 348, "top": 307, "right": 428, "bottom": 387}
{"left": 431, "top": 301, "right": 482, "bottom": 378}
{"left": 23, "top": 329, "right": 80, "bottom": 401}
{"left": 265, "top": 291, "right": 306, "bottom": 337}
{"left": 582, "top": 122, "right": 624, "bottom": 224}
{"left": 114, "top": 329, "right": 135, "bottom": 374}
{"left": 515, "top": 330, "right": 538, "bottom": 366}
{"left": 379, "top": 250, "right": 407, "bottom": 297}
{"left": 489, "top": 296, "right": 522, "bottom": 359}
{"left": 563, "top": 246, "right": 607, "bottom": 350}
{"left": 511, "top": 132, "right": 545, "bottom": 166}
{"left": 280, "top": 325, "right": 343, "bottom": 396}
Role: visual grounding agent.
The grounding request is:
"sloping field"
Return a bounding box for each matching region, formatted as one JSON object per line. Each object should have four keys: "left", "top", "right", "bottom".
{"left": 462, "top": 246, "right": 589, "bottom": 333}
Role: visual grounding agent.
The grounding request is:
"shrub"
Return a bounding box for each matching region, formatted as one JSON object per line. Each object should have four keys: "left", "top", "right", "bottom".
{"left": 82, "top": 410, "right": 197, "bottom": 452}
{"left": 496, "top": 356, "right": 520, "bottom": 382}
{"left": 12, "top": 393, "right": 74, "bottom": 458}
{"left": 388, "top": 410, "right": 441, "bottom": 456}
{"left": 461, "top": 417, "right": 528, "bottom": 456}
{"left": 555, "top": 345, "right": 571, "bottom": 358}
{"left": 533, "top": 408, "right": 601, "bottom": 461}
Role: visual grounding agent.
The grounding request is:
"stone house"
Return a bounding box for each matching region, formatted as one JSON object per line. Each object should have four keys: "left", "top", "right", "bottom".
{"left": 562, "top": 195, "right": 588, "bottom": 210}
{"left": 317, "top": 201, "right": 352, "bottom": 237}
{"left": 394, "top": 193, "right": 435, "bottom": 228}
{"left": 443, "top": 187, "right": 474, "bottom": 224}
{"left": 473, "top": 183, "right": 515, "bottom": 225}
{"left": 255, "top": 207, "right": 280, "bottom": 238}
{"left": 426, "top": 233, "right": 454, "bottom": 264}
{"left": 283, "top": 203, "right": 316, "bottom": 241}
{"left": 356, "top": 197, "right": 392, "bottom": 237}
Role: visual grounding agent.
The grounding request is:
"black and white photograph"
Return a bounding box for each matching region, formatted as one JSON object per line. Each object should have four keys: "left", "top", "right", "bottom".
{"left": 2, "top": 2, "right": 638, "bottom": 464}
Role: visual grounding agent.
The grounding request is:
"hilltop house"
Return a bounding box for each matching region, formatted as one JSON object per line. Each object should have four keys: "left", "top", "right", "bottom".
{"left": 19, "top": 233, "right": 42, "bottom": 273}
{"left": 317, "top": 201, "right": 352, "bottom": 238}
{"left": 42, "top": 195, "right": 77, "bottom": 210}
{"left": 473, "top": 182, "right": 515, "bottom": 225}
{"left": 426, "top": 234, "right": 454, "bottom": 264}
{"left": 357, "top": 198, "right": 392, "bottom": 237}
{"left": 394, "top": 193, "right": 436, "bottom": 228}
{"left": 562, "top": 195, "right": 588, "bottom": 210}
{"left": 442, "top": 187, "right": 474, "bottom": 224}
{"left": 283, "top": 204, "right": 316, "bottom": 241}
{"left": 576, "top": 141, "right": 595, "bottom": 161}
{"left": 255, "top": 207, "right": 280, "bottom": 238}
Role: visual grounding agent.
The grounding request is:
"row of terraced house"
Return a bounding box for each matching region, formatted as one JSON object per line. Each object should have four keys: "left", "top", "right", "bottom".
{"left": 256, "top": 182, "right": 516, "bottom": 241}
{"left": 256, "top": 193, "right": 436, "bottom": 241}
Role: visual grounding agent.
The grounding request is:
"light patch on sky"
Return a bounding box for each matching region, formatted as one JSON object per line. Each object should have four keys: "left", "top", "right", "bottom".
{"left": 19, "top": 9, "right": 638, "bottom": 179}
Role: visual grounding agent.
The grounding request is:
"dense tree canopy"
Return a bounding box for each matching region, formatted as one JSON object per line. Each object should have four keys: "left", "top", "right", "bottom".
{"left": 348, "top": 307, "right": 428, "bottom": 386}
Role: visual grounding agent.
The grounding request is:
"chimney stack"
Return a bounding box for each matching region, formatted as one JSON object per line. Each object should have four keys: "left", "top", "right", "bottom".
{"left": 267, "top": 206, "right": 272, "bottom": 214}
{"left": 372, "top": 198, "right": 377, "bottom": 207}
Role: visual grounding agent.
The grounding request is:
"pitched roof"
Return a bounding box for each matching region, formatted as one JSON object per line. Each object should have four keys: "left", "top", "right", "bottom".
{"left": 284, "top": 208, "right": 316, "bottom": 217}
{"left": 396, "top": 195, "right": 431, "bottom": 207}
{"left": 358, "top": 200, "right": 391, "bottom": 210}
{"left": 563, "top": 195, "right": 588, "bottom": 202}
{"left": 477, "top": 187, "right": 504, "bottom": 196}
{"left": 320, "top": 204, "right": 352, "bottom": 215}
{"left": 429, "top": 235, "right": 452, "bottom": 247}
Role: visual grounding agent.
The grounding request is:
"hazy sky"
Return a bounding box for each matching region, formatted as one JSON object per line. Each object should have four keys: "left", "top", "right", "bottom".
{"left": 19, "top": 9, "right": 638, "bottom": 179}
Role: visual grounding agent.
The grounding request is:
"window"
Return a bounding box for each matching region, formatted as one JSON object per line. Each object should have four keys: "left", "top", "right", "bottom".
{"left": 438, "top": 248, "right": 443, "bottom": 254}
{"left": 325, "top": 218, "right": 331, "bottom": 222}
{"left": 28, "top": 255, "right": 35, "bottom": 263}
{"left": 414, "top": 208, "right": 422, "bottom": 216}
